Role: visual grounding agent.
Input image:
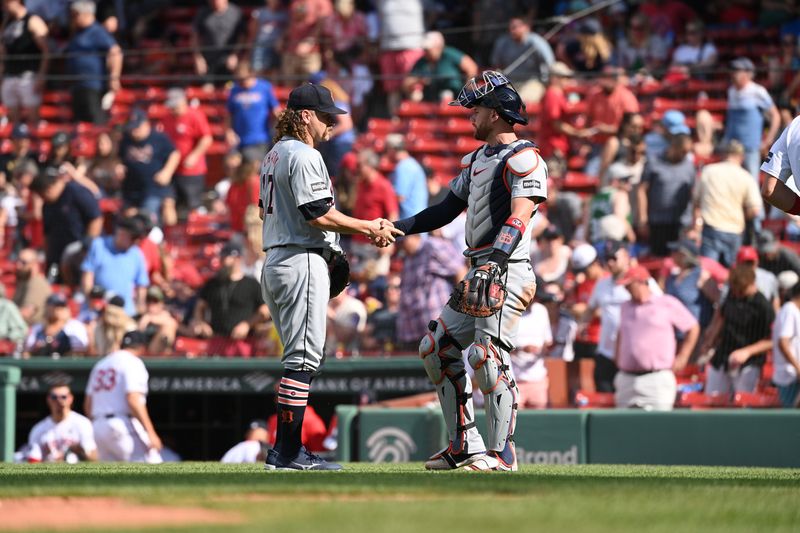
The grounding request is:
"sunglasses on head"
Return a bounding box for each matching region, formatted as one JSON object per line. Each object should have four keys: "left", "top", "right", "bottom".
{"left": 49, "top": 393, "right": 69, "bottom": 400}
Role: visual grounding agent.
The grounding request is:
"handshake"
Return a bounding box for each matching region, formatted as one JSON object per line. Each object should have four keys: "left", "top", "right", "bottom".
{"left": 367, "top": 218, "right": 404, "bottom": 248}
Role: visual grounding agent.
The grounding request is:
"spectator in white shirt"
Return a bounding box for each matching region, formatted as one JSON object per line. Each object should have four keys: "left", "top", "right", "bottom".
{"left": 772, "top": 282, "right": 800, "bottom": 407}
{"left": 220, "top": 420, "right": 270, "bottom": 463}
{"left": 23, "top": 383, "right": 96, "bottom": 462}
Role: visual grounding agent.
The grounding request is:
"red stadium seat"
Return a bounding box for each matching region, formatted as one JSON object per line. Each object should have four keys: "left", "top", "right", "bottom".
{"left": 676, "top": 391, "right": 730, "bottom": 409}
{"left": 0, "top": 339, "right": 18, "bottom": 356}
{"left": 173, "top": 336, "right": 210, "bottom": 358}
{"left": 733, "top": 391, "right": 781, "bottom": 408}
{"left": 575, "top": 390, "right": 615, "bottom": 408}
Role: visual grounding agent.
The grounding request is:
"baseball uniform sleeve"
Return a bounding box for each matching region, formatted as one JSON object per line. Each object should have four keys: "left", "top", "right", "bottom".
{"left": 289, "top": 150, "right": 333, "bottom": 208}
{"left": 761, "top": 124, "right": 793, "bottom": 183}
{"left": 508, "top": 149, "right": 548, "bottom": 201}
{"left": 449, "top": 162, "right": 472, "bottom": 201}
{"left": 28, "top": 420, "right": 44, "bottom": 447}
{"left": 78, "top": 416, "right": 97, "bottom": 453}
{"left": 123, "top": 358, "right": 149, "bottom": 394}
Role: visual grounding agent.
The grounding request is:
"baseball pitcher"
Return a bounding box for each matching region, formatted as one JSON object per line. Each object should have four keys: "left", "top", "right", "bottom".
{"left": 259, "top": 83, "right": 402, "bottom": 471}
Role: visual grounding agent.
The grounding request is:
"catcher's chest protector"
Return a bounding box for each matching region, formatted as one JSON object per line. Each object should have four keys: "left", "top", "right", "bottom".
{"left": 462, "top": 140, "right": 542, "bottom": 262}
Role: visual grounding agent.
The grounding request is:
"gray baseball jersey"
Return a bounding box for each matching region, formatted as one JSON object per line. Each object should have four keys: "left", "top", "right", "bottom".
{"left": 259, "top": 136, "right": 336, "bottom": 373}
{"left": 450, "top": 140, "right": 548, "bottom": 262}
{"left": 260, "top": 136, "right": 342, "bottom": 253}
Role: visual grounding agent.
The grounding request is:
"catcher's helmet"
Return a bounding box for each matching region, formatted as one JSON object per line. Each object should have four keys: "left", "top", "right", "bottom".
{"left": 449, "top": 71, "right": 528, "bottom": 126}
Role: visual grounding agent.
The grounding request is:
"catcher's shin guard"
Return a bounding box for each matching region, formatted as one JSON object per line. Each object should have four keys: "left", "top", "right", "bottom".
{"left": 420, "top": 320, "right": 485, "bottom": 455}
{"left": 468, "top": 335, "right": 519, "bottom": 454}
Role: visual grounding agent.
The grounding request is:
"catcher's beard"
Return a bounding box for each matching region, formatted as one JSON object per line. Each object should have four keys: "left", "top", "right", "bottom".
{"left": 473, "top": 122, "right": 491, "bottom": 141}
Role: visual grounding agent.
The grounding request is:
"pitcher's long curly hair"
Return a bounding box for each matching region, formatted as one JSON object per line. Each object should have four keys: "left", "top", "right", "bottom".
{"left": 274, "top": 109, "right": 308, "bottom": 144}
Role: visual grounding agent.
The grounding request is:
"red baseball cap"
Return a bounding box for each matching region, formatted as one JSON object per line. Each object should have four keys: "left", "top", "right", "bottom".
{"left": 736, "top": 246, "right": 758, "bottom": 263}
{"left": 616, "top": 265, "right": 650, "bottom": 286}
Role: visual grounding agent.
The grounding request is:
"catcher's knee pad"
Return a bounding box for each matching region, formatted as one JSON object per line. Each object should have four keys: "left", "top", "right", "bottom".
{"left": 420, "top": 320, "right": 484, "bottom": 455}
{"left": 468, "top": 335, "right": 519, "bottom": 452}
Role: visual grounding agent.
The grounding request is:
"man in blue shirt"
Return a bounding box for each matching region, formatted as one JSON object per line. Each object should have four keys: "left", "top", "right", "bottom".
{"left": 723, "top": 57, "right": 781, "bottom": 178}
{"left": 31, "top": 167, "right": 103, "bottom": 279}
{"left": 385, "top": 134, "right": 428, "bottom": 219}
{"left": 225, "top": 62, "right": 280, "bottom": 163}
{"left": 64, "top": 1, "right": 122, "bottom": 124}
{"left": 81, "top": 216, "right": 150, "bottom": 317}
{"left": 119, "top": 109, "right": 181, "bottom": 224}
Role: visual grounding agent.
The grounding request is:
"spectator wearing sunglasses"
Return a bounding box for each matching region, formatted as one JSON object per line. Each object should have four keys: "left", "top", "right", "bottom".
{"left": 22, "top": 383, "right": 97, "bottom": 462}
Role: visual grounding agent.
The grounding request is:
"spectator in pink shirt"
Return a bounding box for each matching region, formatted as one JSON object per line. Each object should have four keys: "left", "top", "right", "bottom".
{"left": 614, "top": 265, "right": 700, "bottom": 411}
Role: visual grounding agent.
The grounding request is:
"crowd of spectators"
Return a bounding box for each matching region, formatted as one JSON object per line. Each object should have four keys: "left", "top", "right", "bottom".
{"left": 1, "top": 0, "right": 800, "bottom": 409}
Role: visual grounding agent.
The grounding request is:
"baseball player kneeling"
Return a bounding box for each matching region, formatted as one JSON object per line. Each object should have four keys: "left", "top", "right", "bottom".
{"left": 85, "top": 331, "right": 163, "bottom": 463}
{"left": 390, "top": 71, "right": 546, "bottom": 471}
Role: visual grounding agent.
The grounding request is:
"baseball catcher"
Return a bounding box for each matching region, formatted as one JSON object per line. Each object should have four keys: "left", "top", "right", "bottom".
{"left": 392, "top": 71, "right": 546, "bottom": 471}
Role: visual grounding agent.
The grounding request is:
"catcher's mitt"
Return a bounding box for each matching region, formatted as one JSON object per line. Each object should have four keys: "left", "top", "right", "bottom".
{"left": 328, "top": 252, "right": 350, "bottom": 299}
{"left": 449, "top": 263, "right": 507, "bottom": 318}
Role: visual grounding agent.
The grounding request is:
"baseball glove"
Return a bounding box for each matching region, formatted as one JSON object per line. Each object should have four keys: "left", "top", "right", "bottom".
{"left": 328, "top": 252, "right": 350, "bottom": 299}
{"left": 449, "top": 263, "right": 507, "bottom": 318}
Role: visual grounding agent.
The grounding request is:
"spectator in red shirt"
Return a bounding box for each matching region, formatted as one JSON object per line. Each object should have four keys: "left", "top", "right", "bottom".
{"left": 225, "top": 159, "right": 260, "bottom": 234}
{"left": 281, "top": 0, "right": 333, "bottom": 79}
{"left": 584, "top": 66, "right": 640, "bottom": 176}
{"left": 161, "top": 88, "right": 213, "bottom": 218}
{"left": 569, "top": 243, "right": 606, "bottom": 360}
{"left": 319, "top": 0, "right": 367, "bottom": 68}
{"left": 638, "top": 0, "right": 696, "bottom": 40}
{"left": 538, "top": 61, "right": 589, "bottom": 161}
{"left": 350, "top": 148, "right": 398, "bottom": 283}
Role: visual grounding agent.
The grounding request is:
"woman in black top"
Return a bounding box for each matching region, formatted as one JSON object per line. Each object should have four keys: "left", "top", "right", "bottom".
{"left": 700, "top": 264, "right": 774, "bottom": 398}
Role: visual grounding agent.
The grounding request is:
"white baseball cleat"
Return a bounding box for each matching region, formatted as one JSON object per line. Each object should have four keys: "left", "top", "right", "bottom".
{"left": 488, "top": 441, "right": 518, "bottom": 472}
{"left": 424, "top": 447, "right": 499, "bottom": 471}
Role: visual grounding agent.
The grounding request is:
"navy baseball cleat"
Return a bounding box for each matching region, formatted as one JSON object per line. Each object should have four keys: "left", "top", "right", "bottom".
{"left": 264, "top": 446, "right": 343, "bottom": 471}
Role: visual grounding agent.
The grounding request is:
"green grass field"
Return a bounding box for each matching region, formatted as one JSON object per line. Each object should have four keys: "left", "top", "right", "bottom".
{"left": 1, "top": 463, "right": 799, "bottom": 533}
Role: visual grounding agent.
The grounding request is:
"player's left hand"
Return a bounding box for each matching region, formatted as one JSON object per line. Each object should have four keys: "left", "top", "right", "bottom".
{"left": 450, "top": 262, "right": 507, "bottom": 318}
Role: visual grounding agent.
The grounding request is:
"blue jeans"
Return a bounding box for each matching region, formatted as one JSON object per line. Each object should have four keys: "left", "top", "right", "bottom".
{"left": 744, "top": 148, "right": 762, "bottom": 179}
{"left": 778, "top": 382, "right": 799, "bottom": 407}
{"left": 700, "top": 225, "right": 742, "bottom": 268}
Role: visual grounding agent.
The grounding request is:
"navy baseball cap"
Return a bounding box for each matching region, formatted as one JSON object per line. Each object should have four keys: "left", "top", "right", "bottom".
{"left": 125, "top": 108, "right": 149, "bottom": 131}
{"left": 220, "top": 241, "right": 243, "bottom": 258}
{"left": 287, "top": 84, "right": 346, "bottom": 115}
{"left": 121, "top": 330, "right": 149, "bottom": 349}
{"left": 11, "top": 123, "right": 30, "bottom": 139}
{"left": 51, "top": 132, "right": 70, "bottom": 147}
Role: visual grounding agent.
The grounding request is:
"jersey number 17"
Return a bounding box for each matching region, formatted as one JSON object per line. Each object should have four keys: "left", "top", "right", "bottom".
{"left": 262, "top": 172, "right": 275, "bottom": 215}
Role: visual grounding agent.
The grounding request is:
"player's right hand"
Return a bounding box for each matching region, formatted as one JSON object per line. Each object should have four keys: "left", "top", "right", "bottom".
{"left": 368, "top": 219, "right": 404, "bottom": 246}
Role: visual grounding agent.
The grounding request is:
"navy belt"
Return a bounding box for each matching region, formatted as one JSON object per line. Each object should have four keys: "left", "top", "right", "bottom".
{"left": 268, "top": 245, "right": 336, "bottom": 263}
{"left": 469, "top": 257, "right": 530, "bottom": 268}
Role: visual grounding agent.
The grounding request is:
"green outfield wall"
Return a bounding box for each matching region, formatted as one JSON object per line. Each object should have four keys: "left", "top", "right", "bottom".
{"left": 337, "top": 407, "right": 800, "bottom": 467}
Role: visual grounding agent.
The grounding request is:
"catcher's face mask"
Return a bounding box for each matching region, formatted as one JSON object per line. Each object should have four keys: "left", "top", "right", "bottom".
{"left": 450, "top": 70, "right": 511, "bottom": 109}
{"left": 450, "top": 70, "right": 528, "bottom": 125}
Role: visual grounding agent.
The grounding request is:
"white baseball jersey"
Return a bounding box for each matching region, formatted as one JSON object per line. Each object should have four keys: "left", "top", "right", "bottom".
{"left": 259, "top": 136, "right": 342, "bottom": 252}
{"left": 762, "top": 114, "right": 800, "bottom": 186}
{"left": 220, "top": 440, "right": 262, "bottom": 463}
{"left": 27, "top": 412, "right": 96, "bottom": 462}
{"left": 86, "top": 349, "right": 149, "bottom": 418}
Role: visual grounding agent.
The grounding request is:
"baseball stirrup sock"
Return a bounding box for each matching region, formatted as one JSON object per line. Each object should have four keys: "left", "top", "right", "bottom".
{"left": 275, "top": 370, "right": 312, "bottom": 458}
